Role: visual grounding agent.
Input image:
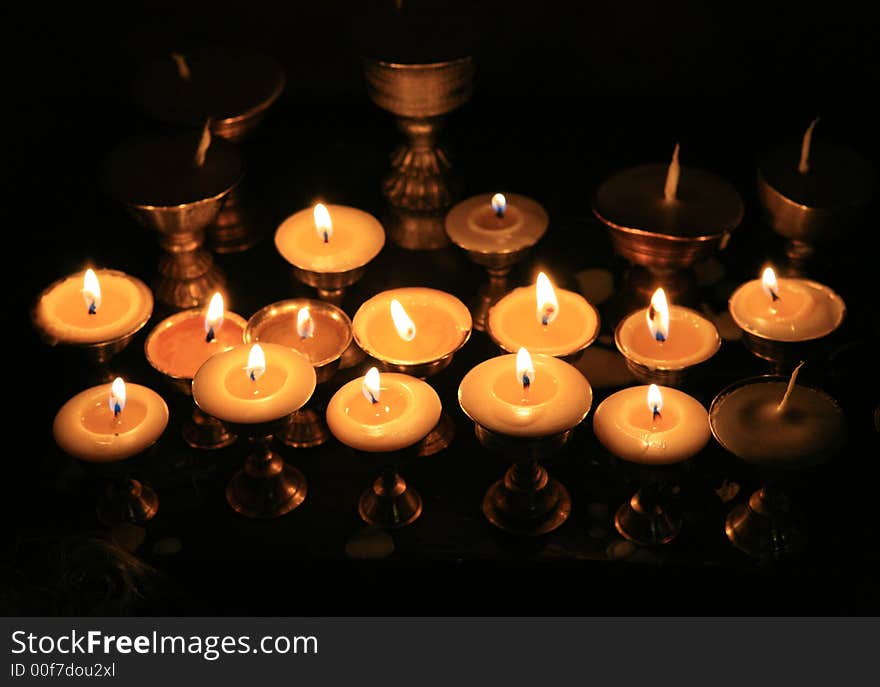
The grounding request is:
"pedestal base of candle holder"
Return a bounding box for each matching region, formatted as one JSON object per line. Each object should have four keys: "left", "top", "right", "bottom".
{"left": 208, "top": 187, "right": 260, "bottom": 254}
{"left": 482, "top": 462, "right": 571, "bottom": 536}
{"left": 415, "top": 411, "right": 455, "bottom": 457}
{"left": 725, "top": 486, "right": 803, "bottom": 560}
{"left": 625, "top": 266, "right": 700, "bottom": 308}
{"left": 276, "top": 407, "right": 329, "bottom": 449}
{"left": 614, "top": 488, "right": 680, "bottom": 546}
{"left": 97, "top": 477, "right": 159, "bottom": 526}
{"left": 292, "top": 265, "right": 366, "bottom": 308}
{"left": 470, "top": 269, "right": 511, "bottom": 333}
{"left": 358, "top": 469, "right": 422, "bottom": 529}
{"left": 386, "top": 210, "right": 451, "bottom": 250}
{"left": 226, "top": 438, "right": 307, "bottom": 519}
{"left": 182, "top": 406, "right": 237, "bottom": 451}
{"left": 156, "top": 249, "right": 226, "bottom": 310}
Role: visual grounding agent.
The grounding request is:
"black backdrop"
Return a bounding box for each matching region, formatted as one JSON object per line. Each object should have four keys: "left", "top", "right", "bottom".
{"left": 9, "top": 1, "right": 880, "bottom": 615}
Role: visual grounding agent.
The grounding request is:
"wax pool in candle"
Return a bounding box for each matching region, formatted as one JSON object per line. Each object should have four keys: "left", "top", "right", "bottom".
{"left": 145, "top": 306, "right": 246, "bottom": 380}
{"left": 458, "top": 352, "right": 592, "bottom": 437}
{"left": 445, "top": 192, "right": 549, "bottom": 253}
{"left": 353, "top": 287, "right": 471, "bottom": 365}
{"left": 192, "top": 343, "right": 316, "bottom": 425}
{"left": 326, "top": 371, "right": 441, "bottom": 453}
{"left": 245, "top": 300, "right": 351, "bottom": 367}
{"left": 710, "top": 378, "right": 846, "bottom": 468}
{"left": 728, "top": 270, "right": 845, "bottom": 342}
{"left": 34, "top": 269, "right": 154, "bottom": 345}
{"left": 104, "top": 131, "right": 243, "bottom": 207}
{"left": 615, "top": 290, "right": 720, "bottom": 370}
{"left": 593, "top": 385, "right": 710, "bottom": 465}
{"left": 593, "top": 157, "right": 743, "bottom": 237}
{"left": 53, "top": 381, "right": 169, "bottom": 463}
{"left": 275, "top": 204, "right": 385, "bottom": 274}
{"left": 487, "top": 277, "right": 600, "bottom": 357}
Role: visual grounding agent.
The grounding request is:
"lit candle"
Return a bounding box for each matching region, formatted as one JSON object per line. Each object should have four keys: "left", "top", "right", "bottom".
{"left": 34, "top": 268, "right": 154, "bottom": 346}
{"left": 145, "top": 292, "right": 246, "bottom": 381}
{"left": 592, "top": 384, "right": 710, "bottom": 465}
{"left": 593, "top": 144, "right": 744, "bottom": 238}
{"left": 192, "top": 343, "right": 316, "bottom": 425}
{"left": 728, "top": 266, "right": 846, "bottom": 342}
{"left": 445, "top": 191, "right": 549, "bottom": 254}
{"left": 458, "top": 349, "right": 593, "bottom": 437}
{"left": 710, "top": 369, "right": 846, "bottom": 467}
{"left": 274, "top": 203, "right": 386, "bottom": 275}
{"left": 326, "top": 368, "right": 442, "bottom": 452}
{"left": 53, "top": 378, "right": 169, "bottom": 462}
{"left": 487, "top": 272, "right": 600, "bottom": 358}
{"left": 132, "top": 47, "right": 286, "bottom": 141}
{"left": 245, "top": 299, "right": 352, "bottom": 370}
{"left": 352, "top": 287, "right": 471, "bottom": 366}
{"left": 615, "top": 287, "right": 721, "bottom": 372}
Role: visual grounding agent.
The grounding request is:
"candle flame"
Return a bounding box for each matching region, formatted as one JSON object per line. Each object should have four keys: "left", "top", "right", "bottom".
{"left": 205, "top": 292, "right": 224, "bottom": 342}
{"left": 246, "top": 344, "right": 266, "bottom": 382}
{"left": 664, "top": 142, "right": 680, "bottom": 202}
{"left": 516, "top": 347, "right": 535, "bottom": 390}
{"left": 762, "top": 267, "right": 780, "bottom": 302}
{"left": 362, "top": 366, "right": 381, "bottom": 404}
{"left": 314, "top": 203, "right": 333, "bottom": 243}
{"left": 109, "top": 377, "right": 126, "bottom": 417}
{"left": 297, "top": 306, "right": 315, "bottom": 339}
{"left": 647, "top": 384, "right": 663, "bottom": 420}
{"left": 390, "top": 299, "right": 416, "bottom": 342}
{"left": 535, "top": 272, "right": 559, "bottom": 326}
{"left": 646, "top": 288, "right": 670, "bottom": 342}
{"left": 82, "top": 268, "right": 101, "bottom": 315}
{"left": 491, "top": 192, "right": 507, "bottom": 217}
{"left": 798, "top": 117, "right": 819, "bottom": 175}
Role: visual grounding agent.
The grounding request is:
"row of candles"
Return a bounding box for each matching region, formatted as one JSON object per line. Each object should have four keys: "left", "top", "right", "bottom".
{"left": 34, "top": 191, "right": 849, "bottom": 555}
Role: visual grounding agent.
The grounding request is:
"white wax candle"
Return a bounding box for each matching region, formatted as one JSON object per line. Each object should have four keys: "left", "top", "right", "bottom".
{"left": 445, "top": 192, "right": 549, "bottom": 253}
{"left": 593, "top": 385, "right": 710, "bottom": 465}
{"left": 326, "top": 371, "right": 441, "bottom": 452}
{"left": 615, "top": 305, "right": 720, "bottom": 370}
{"left": 274, "top": 204, "right": 385, "bottom": 274}
{"left": 34, "top": 269, "right": 154, "bottom": 345}
{"left": 53, "top": 382, "right": 169, "bottom": 463}
{"left": 458, "top": 353, "right": 593, "bottom": 437}
{"left": 192, "top": 343, "right": 316, "bottom": 424}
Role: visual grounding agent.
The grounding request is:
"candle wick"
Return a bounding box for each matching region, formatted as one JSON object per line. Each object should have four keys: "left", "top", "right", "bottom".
{"left": 194, "top": 119, "right": 212, "bottom": 168}
{"left": 770, "top": 287, "right": 779, "bottom": 302}
{"left": 798, "top": 117, "right": 819, "bottom": 175}
{"left": 369, "top": 393, "right": 378, "bottom": 405}
{"left": 522, "top": 374, "right": 531, "bottom": 389}
{"left": 496, "top": 207, "right": 505, "bottom": 219}
{"left": 205, "top": 327, "right": 215, "bottom": 343}
{"left": 250, "top": 370, "right": 257, "bottom": 382}
{"left": 777, "top": 361, "right": 805, "bottom": 413}
{"left": 170, "top": 52, "right": 191, "bottom": 81}
{"left": 88, "top": 301, "right": 97, "bottom": 315}
{"left": 113, "top": 402, "right": 122, "bottom": 417}
{"left": 654, "top": 331, "right": 666, "bottom": 343}
{"left": 652, "top": 406, "right": 661, "bottom": 421}
{"left": 664, "top": 142, "right": 680, "bottom": 203}
{"left": 323, "top": 230, "right": 329, "bottom": 243}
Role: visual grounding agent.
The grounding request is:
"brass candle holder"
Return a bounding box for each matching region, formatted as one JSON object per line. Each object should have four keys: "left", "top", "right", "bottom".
{"left": 355, "top": 447, "right": 423, "bottom": 529}
{"left": 612, "top": 464, "right": 685, "bottom": 547}
{"left": 224, "top": 416, "right": 308, "bottom": 519}
{"left": 144, "top": 308, "right": 248, "bottom": 450}
{"left": 363, "top": 56, "right": 474, "bottom": 249}
{"left": 92, "top": 458, "right": 161, "bottom": 527}
{"left": 32, "top": 270, "right": 154, "bottom": 381}
{"left": 245, "top": 299, "right": 352, "bottom": 448}
{"left": 104, "top": 133, "right": 244, "bottom": 310}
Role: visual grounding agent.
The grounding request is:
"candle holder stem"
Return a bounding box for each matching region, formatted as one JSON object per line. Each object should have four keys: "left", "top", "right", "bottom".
{"left": 483, "top": 456, "right": 571, "bottom": 536}
{"left": 208, "top": 186, "right": 260, "bottom": 254}
{"left": 182, "top": 405, "right": 237, "bottom": 450}
{"left": 725, "top": 482, "right": 803, "bottom": 560}
{"left": 614, "top": 480, "right": 681, "bottom": 546}
{"left": 276, "top": 405, "right": 330, "bottom": 449}
{"left": 358, "top": 467, "right": 422, "bottom": 529}
{"left": 226, "top": 434, "right": 307, "bottom": 519}
{"left": 415, "top": 410, "right": 456, "bottom": 457}
{"left": 97, "top": 475, "right": 159, "bottom": 526}
{"left": 471, "top": 267, "right": 511, "bottom": 332}
{"left": 316, "top": 287, "right": 345, "bottom": 306}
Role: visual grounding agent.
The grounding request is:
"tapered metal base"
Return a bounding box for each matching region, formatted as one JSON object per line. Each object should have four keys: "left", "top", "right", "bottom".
{"left": 415, "top": 411, "right": 455, "bottom": 456}
{"left": 482, "top": 461, "right": 571, "bottom": 536}
{"left": 226, "top": 437, "right": 307, "bottom": 519}
{"left": 470, "top": 269, "right": 510, "bottom": 332}
{"left": 182, "top": 405, "right": 237, "bottom": 450}
{"left": 614, "top": 489, "right": 681, "bottom": 546}
{"left": 155, "top": 249, "right": 226, "bottom": 310}
{"left": 97, "top": 477, "right": 159, "bottom": 526}
{"left": 276, "top": 407, "right": 330, "bottom": 449}
{"left": 208, "top": 187, "right": 260, "bottom": 254}
{"left": 725, "top": 486, "right": 804, "bottom": 560}
{"left": 358, "top": 469, "right": 422, "bottom": 529}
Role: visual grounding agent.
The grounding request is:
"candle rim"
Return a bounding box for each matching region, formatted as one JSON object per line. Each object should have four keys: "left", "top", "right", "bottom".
{"left": 33, "top": 268, "right": 154, "bottom": 347}
{"left": 244, "top": 298, "right": 353, "bottom": 368}
{"left": 144, "top": 307, "right": 248, "bottom": 381}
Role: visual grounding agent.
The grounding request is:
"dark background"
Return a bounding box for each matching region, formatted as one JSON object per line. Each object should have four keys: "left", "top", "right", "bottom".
{"left": 8, "top": 1, "right": 880, "bottom": 615}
